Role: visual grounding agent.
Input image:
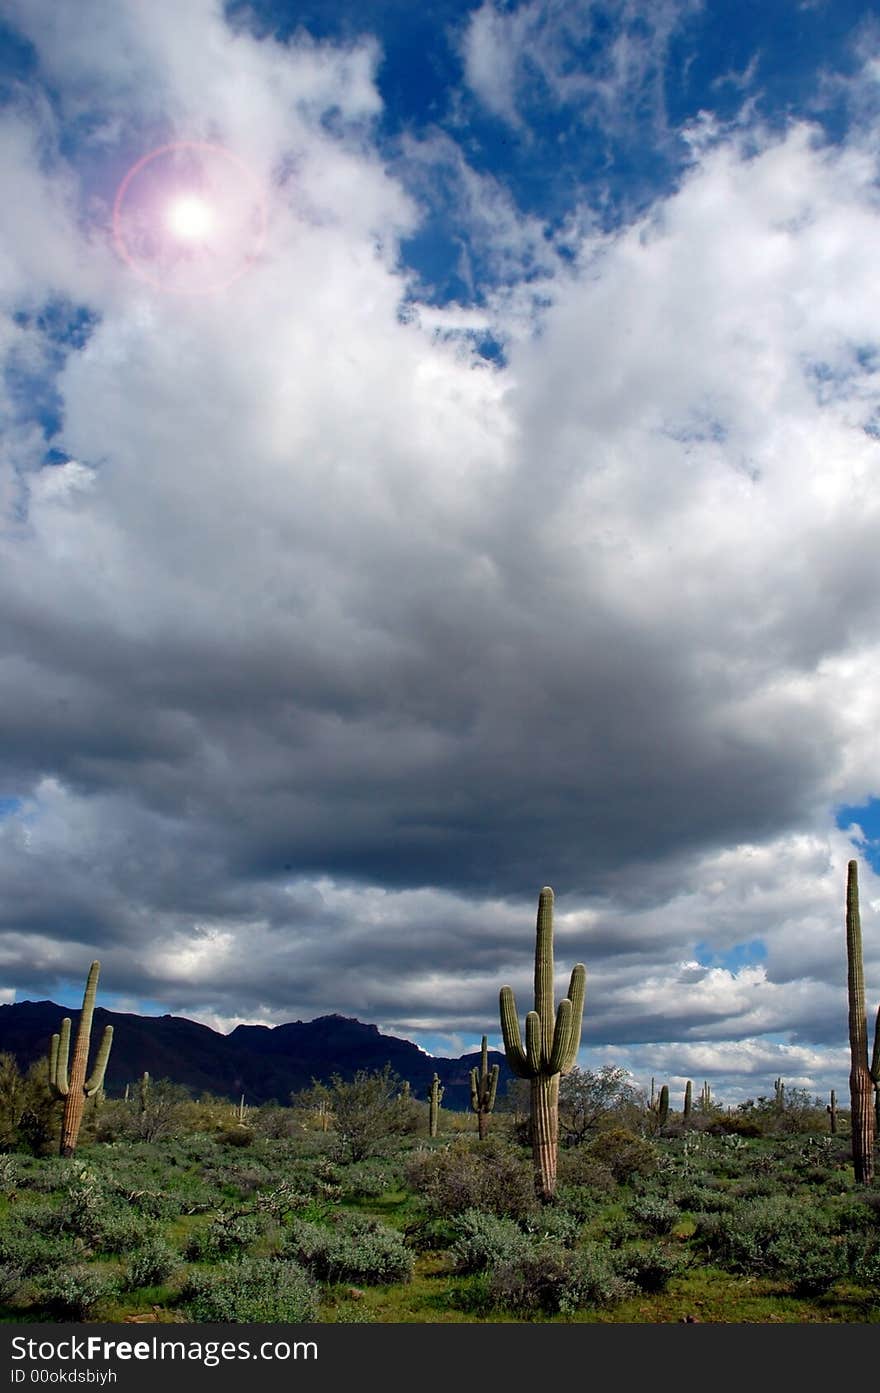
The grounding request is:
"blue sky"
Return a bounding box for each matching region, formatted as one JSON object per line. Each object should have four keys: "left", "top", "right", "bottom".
{"left": 2, "top": 0, "right": 880, "bottom": 1104}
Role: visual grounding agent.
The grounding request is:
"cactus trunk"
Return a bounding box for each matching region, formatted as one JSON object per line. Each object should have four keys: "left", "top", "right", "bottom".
{"left": 846, "top": 860, "right": 876, "bottom": 1185}
{"left": 683, "top": 1080, "right": 692, "bottom": 1118}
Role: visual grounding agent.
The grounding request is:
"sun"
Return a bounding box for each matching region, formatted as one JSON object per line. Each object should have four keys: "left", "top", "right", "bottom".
{"left": 166, "top": 194, "right": 214, "bottom": 241}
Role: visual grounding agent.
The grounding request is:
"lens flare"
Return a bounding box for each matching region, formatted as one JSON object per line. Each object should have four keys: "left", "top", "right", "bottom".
{"left": 166, "top": 194, "right": 215, "bottom": 241}
{"left": 113, "top": 141, "right": 267, "bottom": 295}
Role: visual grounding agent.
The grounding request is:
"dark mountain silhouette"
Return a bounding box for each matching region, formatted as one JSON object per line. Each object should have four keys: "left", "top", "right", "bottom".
{"left": 0, "top": 1001, "right": 511, "bottom": 1111}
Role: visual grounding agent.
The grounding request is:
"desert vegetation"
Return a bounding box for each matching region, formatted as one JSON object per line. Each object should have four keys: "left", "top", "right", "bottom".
{"left": 0, "top": 868, "right": 876, "bottom": 1324}
{"left": 0, "top": 1048, "right": 878, "bottom": 1324}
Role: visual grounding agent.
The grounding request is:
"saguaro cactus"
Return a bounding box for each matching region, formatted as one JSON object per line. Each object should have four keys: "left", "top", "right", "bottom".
{"left": 845, "top": 860, "right": 878, "bottom": 1185}
{"left": 827, "top": 1088, "right": 837, "bottom": 1136}
{"left": 138, "top": 1071, "right": 150, "bottom": 1113}
{"left": 499, "top": 886, "right": 586, "bottom": 1202}
{"left": 470, "top": 1035, "right": 500, "bottom": 1140}
{"left": 428, "top": 1074, "right": 443, "bottom": 1138}
{"left": 774, "top": 1077, "right": 785, "bottom": 1111}
{"left": 657, "top": 1084, "right": 669, "bottom": 1126}
{"left": 48, "top": 961, "right": 113, "bottom": 1157}
{"left": 683, "top": 1080, "right": 693, "bottom": 1119}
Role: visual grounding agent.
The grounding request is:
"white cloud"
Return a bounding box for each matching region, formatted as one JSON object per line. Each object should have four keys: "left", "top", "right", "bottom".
{"left": 2, "top": 2, "right": 880, "bottom": 1096}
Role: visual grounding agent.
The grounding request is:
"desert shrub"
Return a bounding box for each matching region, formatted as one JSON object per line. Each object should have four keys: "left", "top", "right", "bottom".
{"left": 553, "top": 1183, "right": 607, "bottom": 1223}
{"left": 0, "top": 1221, "right": 84, "bottom": 1275}
{"left": 123, "top": 1235, "right": 181, "bottom": 1290}
{"left": 0, "top": 1155, "right": 19, "bottom": 1192}
{"left": 181, "top": 1258, "right": 318, "bottom": 1323}
{"left": 35, "top": 1265, "right": 118, "bottom": 1319}
{"left": 522, "top": 1205, "right": 583, "bottom": 1247}
{"left": 672, "top": 1181, "right": 734, "bottom": 1214}
{"left": 486, "top": 1240, "right": 633, "bottom": 1316}
{"left": 585, "top": 1129, "right": 658, "bottom": 1184}
{"left": 844, "top": 1234, "right": 880, "bottom": 1285}
{"left": 729, "top": 1176, "right": 776, "bottom": 1200}
{"left": 82, "top": 1203, "right": 155, "bottom": 1254}
{"left": 627, "top": 1196, "right": 681, "bottom": 1236}
{"left": 613, "top": 1242, "right": 690, "bottom": 1293}
{"left": 403, "top": 1137, "right": 536, "bottom": 1221}
{"left": 449, "top": 1210, "right": 531, "bottom": 1273}
{"left": 691, "top": 1195, "right": 827, "bottom": 1277}
{"left": 774, "top": 1234, "right": 846, "bottom": 1296}
{"left": 184, "top": 1211, "right": 266, "bottom": 1262}
{"left": 0, "top": 1264, "right": 24, "bottom": 1302}
{"left": 283, "top": 1215, "right": 413, "bottom": 1285}
{"left": 597, "top": 1213, "right": 642, "bottom": 1249}
{"left": 556, "top": 1149, "right": 618, "bottom": 1194}
{"left": 339, "top": 1159, "right": 403, "bottom": 1199}
{"left": 215, "top": 1124, "right": 255, "bottom": 1148}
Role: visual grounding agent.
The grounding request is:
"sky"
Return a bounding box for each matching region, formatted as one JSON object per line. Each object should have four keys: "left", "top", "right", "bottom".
{"left": 2, "top": 0, "right": 880, "bottom": 1108}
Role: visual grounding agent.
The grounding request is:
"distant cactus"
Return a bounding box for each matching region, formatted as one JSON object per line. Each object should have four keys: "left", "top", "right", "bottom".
{"left": 774, "top": 1077, "right": 785, "bottom": 1111}
{"left": 48, "top": 961, "right": 113, "bottom": 1157}
{"left": 499, "top": 886, "right": 586, "bottom": 1202}
{"left": 699, "top": 1080, "right": 712, "bottom": 1113}
{"left": 827, "top": 1088, "right": 837, "bottom": 1136}
{"left": 428, "top": 1074, "right": 443, "bottom": 1138}
{"left": 470, "top": 1036, "right": 500, "bottom": 1140}
{"left": 845, "top": 860, "right": 878, "bottom": 1185}
{"left": 657, "top": 1084, "right": 669, "bottom": 1126}
{"left": 683, "top": 1080, "right": 692, "bottom": 1118}
{"left": 138, "top": 1071, "right": 150, "bottom": 1113}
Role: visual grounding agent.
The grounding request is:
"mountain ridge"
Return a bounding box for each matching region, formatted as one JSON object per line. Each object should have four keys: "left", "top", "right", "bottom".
{"left": 0, "top": 1000, "right": 511, "bottom": 1111}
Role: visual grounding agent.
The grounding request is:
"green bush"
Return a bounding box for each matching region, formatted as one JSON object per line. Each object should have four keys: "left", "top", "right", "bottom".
{"left": 123, "top": 1236, "right": 181, "bottom": 1290}
{"left": 613, "top": 1242, "right": 690, "bottom": 1293}
{"left": 627, "top": 1196, "right": 681, "bottom": 1236}
{"left": 692, "top": 1195, "right": 828, "bottom": 1277}
{"left": 181, "top": 1258, "right": 319, "bottom": 1323}
{"left": 486, "top": 1240, "right": 633, "bottom": 1316}
{"left": 403, "top": 1138, "right": 536, "bottom": 1221}
{"left": 585, "top": 1129, "right": 659, "bottom": 1184}
{"left": 283, "top": 1215, "right": 413, "bottom": 1285}
{"left": 36, "top": 1265, "right": 118, "bottom": 1319}
{"left": 0, "top": 1220, "right": 84, "bottom": 1276}
{"left": 449, "top": 1210, "right": 531, "bottom": 1273}
{"left": 184, "top": 1212, "right": 266, "bottom": 1262}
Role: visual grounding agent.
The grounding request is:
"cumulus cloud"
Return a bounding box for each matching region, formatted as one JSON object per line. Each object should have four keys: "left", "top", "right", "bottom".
{"left": 1, "top": 0, "right": 880, "bottom": 1104}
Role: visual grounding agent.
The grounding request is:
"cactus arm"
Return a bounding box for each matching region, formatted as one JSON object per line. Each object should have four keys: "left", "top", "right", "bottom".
{"left": 52, "top": 1019, "right": 71, "bottom": 1096}
{"left": 525, "top": 1010, "right": 542, "bottom": 1073}
{"left": 499, "top": 986, "right": 531, "bottom": 1077}
{"left": 487, "top": 1064, "right": 499, "bottom": 1111}
{"left": 85, "top": 1025, "right": 113, "bottom": 1096}
{"left": 48, "top": 1032, "right": 61, "bottom": 1095}
{"left": 871, "top": 1003, "right": 880, "bottom": 1085}
{"left": 561, "top": 964, "right": 586, "bottom": 1070}
{"left": 548, "top": 998, "right": 573, "bottom": 1072}
{"left": 469, "top": 1067, "right": 479, "bottom": 1111}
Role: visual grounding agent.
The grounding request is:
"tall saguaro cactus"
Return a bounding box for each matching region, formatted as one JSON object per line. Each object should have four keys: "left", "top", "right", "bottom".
{"left": 499, "top": 886, "right": 586, "bottom": 1202}
{"left": 683, "top": 1080, "right": 693, "bottom": 1119}
{"left": 470, "top": 1035, "right": 500, "bottom": 1140}
{"left": 428, "top": 1074, "right": 443, "bottom": 1138}
{"left": 48, "top": 961, "right": 113, "bottom": 1157}
{"left": 845, "top": 860, "right": 878, "bottom": 1185}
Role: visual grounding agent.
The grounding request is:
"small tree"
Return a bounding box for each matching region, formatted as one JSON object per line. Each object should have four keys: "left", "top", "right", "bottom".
{"left": 558, "top": 1065, "right": 639, "bottom": 1146}
{"left": 326, "top": 1064, "right": 407, "bottom": 1162}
